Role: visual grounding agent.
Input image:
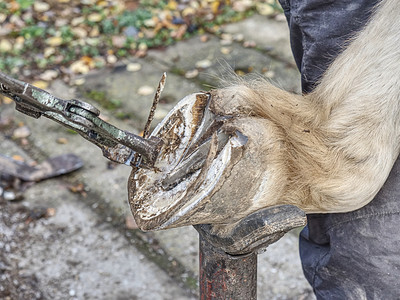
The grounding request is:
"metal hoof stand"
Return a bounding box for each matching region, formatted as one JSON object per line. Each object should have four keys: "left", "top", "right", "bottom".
{"left": 199, "top": 236, "right": 258, "bottom": 300}
{"left": 196, "top": 205, "right": 306, "bottom": 299}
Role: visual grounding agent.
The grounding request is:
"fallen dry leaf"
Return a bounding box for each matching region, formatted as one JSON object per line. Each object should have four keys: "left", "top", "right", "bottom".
{"left": 68, "top": 183, "right": 87, "bottom": 197}
{"left": 56, "top": 137, "right": 68, "bottom": 144}
{"left": 81, "top": 56, "right": 95, "bottom": 68}
{"left": 112, "top": 35, "right": 126, "bottom": 48}
{"left": 40, "top": 70, "right": 58, "bottom": 81}
{"left": 71, "top": 16, "right": 85, "bottom": 26}
{"left": 211, "top": 1, "right": 220, "bottom": 14}
{"left": 44, "top": 47, "right": 56, "bottom": 58}
{"left": 182, "top": 7, "right": 196, "bottom": 17}
{"left": 12, "top": 155, "right": 25, "bottom": 162}
{"left": 33, "top": 2, "right": 50, "bottom": 13}
{"left": 73, "top": 78, "right": 86, "bottom": 86}
{"left": 0, "top": 40, "right": 12, "bottom": 52}
{"left": 2, "top": 96, "right": 13, "bottom": 104}
{"left": 106, "top": 54, "right": 117, "bottom": 64}
{"left": 89, "top": 26, "right": 100, "bottom": 37}
{"left": 166, "top": 0, "right": 178, "bottom": 10}
{"left": 72, "top": 27, "right": 88, "bottom": 39}
{"left": 220, "top": 47, "right": 232, "bottom": 55}
{"left": 138, "top": 43, "right": 148, "bottom": 51}
{"left": 185, "top": 69, "right": 199, "bottom": 79}
{"left": 275, "top": 13, "right": 287, "bottom": 22}
{"left": 0, "top": 13, "right": 6, "bottom": 23}
{"left": 200, "top": 35, "right": 209, "bottom": 42}
{"left": 32, "top": 80, "right": 49, "bottom": 89}
{"left": 0, "top": 115, "right": 12, "bottom": 128}
{"left": 12, "top": 126, "right": 31, "bottom": 139}
{"left": 195, "top": 59, "right": 212, "bottom": 69}
{"left": 233, "top": 0, "right": 253, "bottom": 12}
{"left": 87, "top": 13, "right": 102, "bottom": 23}
{"left": 20, "top": 138, "right": 29, "bottom": 146}
{"left": 126, "top": 63, "right": 142, "bottom": 72}
{"left": 256, "top": 3, "right": 275, "bottom": 16}
{"left": 138, "top": 86, "right": 155, "bottom": 96}
{"left": 171, "top": 24, "right": 187, "bottom": 39}
{"left": 70, "top": 60, "right": 90, "bottom": 74}
{"left": 46, "top": 207, "right": 56, "bottom": 217}
{"left": 234, "top": 33, "right": 244, "bottom": 42}
{"left": 14, "top": 36, "right": 24, "bottom": 51}
{"left": 46, "top": 36, "right": 63, "bottom": 47}
{"left": 221, "top": 33, "right": 233, "bottom": 41}
{"left": 243, "top": 40, "right": 256, "bottom": 48}
{"left": 264, "top": 70, "right": 275, "bottom": 78}
{"left": 97, "top": 1, "right": 108, "bottom": 7}
{"left": 135, "top": 50, "right": 147, "bottom": 58}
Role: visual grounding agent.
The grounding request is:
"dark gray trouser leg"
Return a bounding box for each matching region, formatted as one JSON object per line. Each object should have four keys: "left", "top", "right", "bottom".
{"left": 300, "top": 159, "right": 400, "bottom": 299}
{"left": 278, "top": 0, "right": 400, "bottom": 298}
{"left": 279, "top": 0, "right": 379, "bottom": 93}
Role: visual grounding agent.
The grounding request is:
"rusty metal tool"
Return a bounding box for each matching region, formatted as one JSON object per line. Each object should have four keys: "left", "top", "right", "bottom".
{"left": 0, "top": 71, "right": 162, "bottom": 168}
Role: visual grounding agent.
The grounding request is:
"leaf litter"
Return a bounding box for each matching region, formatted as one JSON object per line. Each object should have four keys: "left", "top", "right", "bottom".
{"left": 0, "top": 0, "right": 282, "bottom": 83}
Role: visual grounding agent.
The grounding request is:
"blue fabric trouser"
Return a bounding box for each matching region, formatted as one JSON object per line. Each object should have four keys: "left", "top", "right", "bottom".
{"left": 278, "top": 0, "right": 400, "bottom": 298}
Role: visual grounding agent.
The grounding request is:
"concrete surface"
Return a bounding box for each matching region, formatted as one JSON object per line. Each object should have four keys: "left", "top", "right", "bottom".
{"left": 0, "top": 13, "right": 315, "bottom": 300}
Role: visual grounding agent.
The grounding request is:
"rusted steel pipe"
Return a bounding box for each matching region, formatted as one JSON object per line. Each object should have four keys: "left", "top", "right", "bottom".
{"left": 199, "top": 235, "right": 257, "bottom": 300}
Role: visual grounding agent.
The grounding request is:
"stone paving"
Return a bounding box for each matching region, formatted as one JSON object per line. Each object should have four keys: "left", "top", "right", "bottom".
{"left": 0, "top": 13, "right": 315, "bottom": 299}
